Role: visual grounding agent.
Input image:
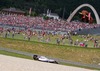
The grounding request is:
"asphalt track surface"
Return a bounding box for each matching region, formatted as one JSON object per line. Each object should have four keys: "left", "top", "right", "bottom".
{"left": 0, "top": 47, "right": 100, "bottom": 70}
{"left": 0, "top": 54, "right": 96, "bottom": 71}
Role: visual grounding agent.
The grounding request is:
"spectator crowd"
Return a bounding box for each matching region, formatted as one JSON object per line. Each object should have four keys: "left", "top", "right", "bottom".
{"left": 0, "top": 14, "right": 100, "bottom": 32}
{"left": 0, "top": 14, "right": 100, "bottom": 48}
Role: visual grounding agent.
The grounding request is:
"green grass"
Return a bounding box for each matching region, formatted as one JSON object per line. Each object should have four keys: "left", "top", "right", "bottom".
{"left": 0, "top": 37, "right": 100, "bottom": 65}
{"left": 0, "top": 50, "right": 99, "bottom": 70}
{"left": 0, "top": 50, "right": 32, "bottom": 59}
{"left": 60, "top": 62, "right": 100, "bottom": 70}
{"left": 1, "top": 32, "right": 100, "bottom": 47}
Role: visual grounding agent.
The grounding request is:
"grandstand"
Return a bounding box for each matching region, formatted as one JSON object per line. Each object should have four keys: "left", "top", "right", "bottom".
{"left": 0, "top": 14, "right": 100, "bottom": 35}
{"left": 0, "top": 3, "right": 100, "bottom": 70}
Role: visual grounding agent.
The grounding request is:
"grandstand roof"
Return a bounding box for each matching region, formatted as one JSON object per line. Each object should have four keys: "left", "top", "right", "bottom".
{"left": 2, "top": 7, "right": 25, "bottom": 13}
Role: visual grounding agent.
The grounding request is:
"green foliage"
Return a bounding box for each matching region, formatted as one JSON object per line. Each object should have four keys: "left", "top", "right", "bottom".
{"left": 43, "top": 15, "right": 49, "bottom": 20}
{"left": 0, "top": 0, "right": 100, "bottom": 19}
{"left": 31, "top": 12, "right": 37, "bottom": 16}
{"left": 0, "top": 50, "right": 32, "bottom": 59}
{"left": 0, "top": 37, "right": 100, "bottom": 65}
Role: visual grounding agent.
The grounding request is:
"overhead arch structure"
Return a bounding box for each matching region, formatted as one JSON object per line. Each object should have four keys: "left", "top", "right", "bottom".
{"left": 67, "top": 4, "right": 100, "bottom": 24}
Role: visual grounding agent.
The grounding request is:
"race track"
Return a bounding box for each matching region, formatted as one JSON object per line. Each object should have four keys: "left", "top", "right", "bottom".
{"left": 0, "top": 54, "right": 95, "bottom": 71}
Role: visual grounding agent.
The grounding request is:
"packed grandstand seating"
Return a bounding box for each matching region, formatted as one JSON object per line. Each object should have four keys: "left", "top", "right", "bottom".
{"left": 0, "top": 14, "right": 100, "bottom": 32}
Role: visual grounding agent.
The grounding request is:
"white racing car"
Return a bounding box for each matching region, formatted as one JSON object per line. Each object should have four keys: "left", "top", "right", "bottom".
{"left": 33, "top": 55, "right": 58, "bottom": 64}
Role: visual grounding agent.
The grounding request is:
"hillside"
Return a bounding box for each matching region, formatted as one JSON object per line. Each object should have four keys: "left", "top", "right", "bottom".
{"left": 0, "top": 0, "right": 100, "bottom": 19}
{"left": 0, "top": 37, "right": 100, "bottom": 65}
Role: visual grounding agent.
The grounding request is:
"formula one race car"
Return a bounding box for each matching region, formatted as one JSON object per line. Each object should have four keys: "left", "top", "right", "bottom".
{"left": 33, "top": 55, "right": 58, "bottom": 64}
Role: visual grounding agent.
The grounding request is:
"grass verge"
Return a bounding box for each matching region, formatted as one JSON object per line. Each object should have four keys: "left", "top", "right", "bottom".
{"left": 0, "top": 37, "right": 100, "bottom": 65}
{"left": 0, "top": 50, "right": 32, "bottom": 59}
{"left": 0, "top": 50, "right": 99, "bottom": 70}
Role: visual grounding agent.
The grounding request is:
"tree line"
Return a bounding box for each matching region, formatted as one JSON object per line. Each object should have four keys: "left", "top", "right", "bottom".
{"left": 0, "top": 0, "right": 100, "bottom": 19}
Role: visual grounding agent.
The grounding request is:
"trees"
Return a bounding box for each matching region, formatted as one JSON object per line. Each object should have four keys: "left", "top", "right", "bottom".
{"left": 0, "top": 0, "right": 99, "bottom": 19}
